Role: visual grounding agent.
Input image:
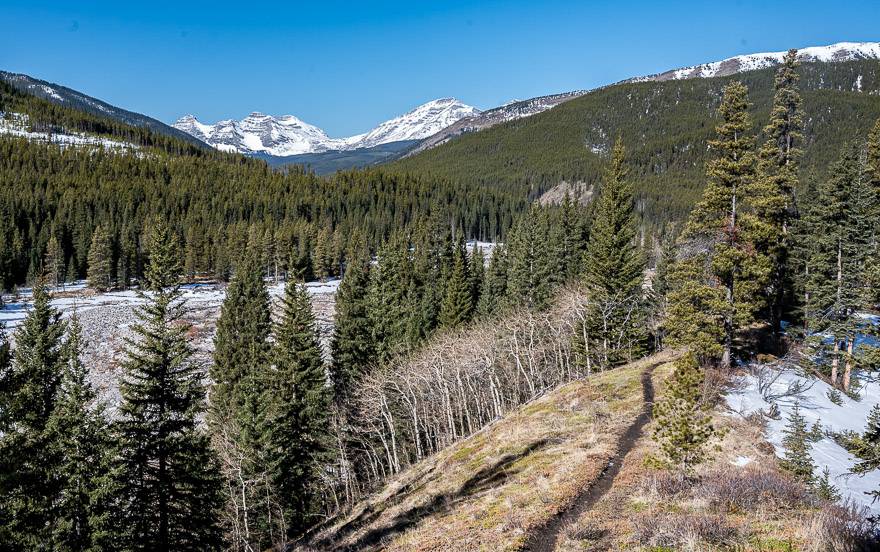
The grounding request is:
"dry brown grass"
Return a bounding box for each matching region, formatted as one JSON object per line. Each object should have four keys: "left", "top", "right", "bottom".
{"left": 300, "top": 351, "right": 678, "bottom": 551}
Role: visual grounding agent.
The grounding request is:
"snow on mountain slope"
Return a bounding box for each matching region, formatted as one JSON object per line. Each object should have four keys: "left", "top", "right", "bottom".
{"left": 629, "top": 41, "right": 880, "bottom": 83}
{"left": 173, "top": 98, "right": 478, "bottom": 156}
{"left": 355, "top": 98, "right": 479, "bottom": 149}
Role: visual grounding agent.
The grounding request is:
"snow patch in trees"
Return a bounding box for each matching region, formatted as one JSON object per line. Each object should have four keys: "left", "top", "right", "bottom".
{"left": 726, "top": 366, "right": 880, "bottom": 514}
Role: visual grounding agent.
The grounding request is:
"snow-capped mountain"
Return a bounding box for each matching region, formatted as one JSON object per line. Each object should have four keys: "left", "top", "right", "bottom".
{"left": 628, "top": 41, "right": 880, "bottom": 83}
{"left": 355, "top": 98, "right": 479, "bottom": 149}
{"left": 174, "top": 98, "right": 479, "bottom": 156}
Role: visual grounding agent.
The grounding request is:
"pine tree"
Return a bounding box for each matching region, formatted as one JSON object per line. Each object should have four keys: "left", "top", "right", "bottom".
{"left": 505, "top": 207, "right": 556, "bottom": 310}
{"left": 469, "top": 245, "right": 486, "bottom": 310}
{"left": 47, "top": 315, "right": 115, "bottom": 550}
{"left": 779, "top": 403, "right": 815, "bottom": 485}
{"left": 0, "top": 280, "right": 67, "bottom": 546}
{"left": 652, "top": 353, "right": 716, "bottom": 475}
{"left": 87, "top": 225, "right": 114, "bottom": 291}
{"left": 800, "top": 146, "right": 872, "bottom": 389}
{"left": 753, "top": 49, "right": 804, "bottom": 336}
{"left": 330, "top": 241, "right": 374, "bottom": 402}
{"left": 44, "top": 233, "right": 64, "bottom": 289}
{"left": 439, "top": 236, "right": 474, "bottom": 329}
{"left": 368, "top": 232, "right": 414, "bottom": 362}
{"left": 115, "top": 223, "right": 223, "bottom": 551}
{"left": 668, "top": 81, "right": 770, "bottom": 367}
{"left": 210, "top": 250, "right": 272, "bottom": 417}
{"left": 266, "top": 281, "right": 331, "bottom": 537}
{"left": 865, "top": 118, "right": 880, "bottom": 307}
{"left": 815, "top": 467, "right": 841, "bottom": 501}
{"left": 578, "top": 139, "right": 646, "bottom": 370}
{"left": 477, "top": 244, "right": 508, "bottom": 317}
{"left": 851, "top": 404, "right": 880, "bottom": 502}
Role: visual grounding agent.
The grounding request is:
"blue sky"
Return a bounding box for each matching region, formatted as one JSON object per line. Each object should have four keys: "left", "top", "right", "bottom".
{"left": 1, "top": 0, "right": 878, "bottom": 136}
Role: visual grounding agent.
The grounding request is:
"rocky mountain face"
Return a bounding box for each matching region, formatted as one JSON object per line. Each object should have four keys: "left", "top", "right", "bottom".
{"left": 173, "top": 98, "right": 479, "bottom": 156}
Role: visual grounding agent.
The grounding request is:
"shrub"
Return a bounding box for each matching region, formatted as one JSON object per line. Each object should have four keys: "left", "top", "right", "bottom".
{"left": 697, "top": 468, "right": 812, "bottom": 514}
{"left": 803, "top": 500, "right": 879, "bottom": 552}
{"left": 633, "top": 512, "right": 744, "bottom": 548}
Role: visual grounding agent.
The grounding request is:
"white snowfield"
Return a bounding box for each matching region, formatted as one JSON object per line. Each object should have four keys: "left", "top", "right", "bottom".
{"left": 173, "top": 98, "right": 479, "bottom": 157}
{"left": 726, "top": 360, "right": 880, "bottom": 515}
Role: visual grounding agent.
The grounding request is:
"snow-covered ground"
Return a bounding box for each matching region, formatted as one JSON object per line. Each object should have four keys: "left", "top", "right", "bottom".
{"left": 1, "top": 279, "right": 340, "bottom": 413}
{"left": 0, "top": 112, "right": 137, "bottom": 152}
{"left": 726, "top": 365, "right": 880, "bottom": 514}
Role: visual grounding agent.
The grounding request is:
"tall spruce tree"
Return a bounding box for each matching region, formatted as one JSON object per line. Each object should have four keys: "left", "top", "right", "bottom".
{"left": 753, "top": 49, "right": 804, "bottom": 336}
{"left": 577, "top": 139, "right": 646, "bottom": 370}
{"left": 865, "top": 118, "right": 880, "bottom": 306}
{"left": 330, "top": 240, "right": 374, "bottom": 402}
{"left": 115, "top": 221, "right": 223, "bottom": 551}
{"left": 47, "top": 315, "right": 115, "bottom": 550}
{"left": 368, "top": 232, "right": 414, "bottom": 362}
{"left": 668, "top": 81, "right": 770, "bottom": 367}
{"left": 210, "top": 250, "right": 272, "bottom": 417}
{"left": 44, "top": 233, "right": 65, "bottom": 289}
{"left": 87, "top": 225, "right": 114, "bottom": 291}
{"left": 209, "top": 249, "right": 277, "bottom": 549}
{"left": 477, "top": 244, "right": 509, "bottom": 317}
{"left": 0, "top": 280, "right": 66, "bottom": 547}
{"left": 266, "top": 281, "right": 331, "bottom": 537}
{"left": 470, "top": 245, "right": 486, "bottom": 310}
{"left": 800, "top": 145, "right": 872, "bottom": 389}
{"left": 439, "top": 235, "right": 474, "bottom": 329}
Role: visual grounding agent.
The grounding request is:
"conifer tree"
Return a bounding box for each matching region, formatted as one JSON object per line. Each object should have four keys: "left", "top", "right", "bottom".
{"left": 851, "top": 404, "right": 880, "bottom": 502}
{"left": 578, "top": 139, "right": 646, "bottom": 369}
{"left": 800, "top": 146, "right": 872, "bottom": 389}
{"left": 753, "top": 49, "right": 804, "bottom": 336}
{"left": 0, "top": 280, "right": 66, "bottom": 546}
{"left": 865, "top": 118, "right": 880, "bottom": 306}
{"left": 815, "top": 467, "right": 841, "bottom": 502}
{"left": 368, "top": 232, "right": 414, "bottom": 362}
{"left": 668, "top": 81, "right": 769, "bottom": 367}
{"left": 47, "top": 315, "right": 115, "bottom": 550}
{"left": 330, "top": 240, "right": 374, "bottom": 402}
{"left": 115, "top": 222, "right": 223, "bottom": 551}
{"left": 477, "top": 244, "right": 508, "bottom": 316}
{"left": 44, "top": 233, "right": 64, "bottom": 289}
{"left": 652, "top": 353, "right": 716, "bottom": 475}
{"left": 266, "top": 281, "right": 331, "bottom": 537}
{"left": 470, "top": 245, "right": 486, "bottom": 310}
{"left": 210, "top": 251, "right": 272, "bottom": 416}
{"left": 87, "top": 225, "right": 114, "bottom": 291}
{"left": 505, "top": 207, "right": 556, "bottom": 310}
{"left": 439, "top": 236, "right": 474, "bottom": 329}
{"left": 779, "top": 403, "right": 815, "bottom": 485}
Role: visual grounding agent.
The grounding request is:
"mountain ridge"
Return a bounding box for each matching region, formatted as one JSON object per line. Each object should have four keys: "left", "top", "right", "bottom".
{"left": 174, "top": 97, "right": 479, "bottom": 156}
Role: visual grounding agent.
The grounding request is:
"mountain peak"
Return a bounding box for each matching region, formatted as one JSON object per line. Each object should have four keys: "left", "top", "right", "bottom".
{"left": 173, "top": 98, "right": 480, "bottom": 156}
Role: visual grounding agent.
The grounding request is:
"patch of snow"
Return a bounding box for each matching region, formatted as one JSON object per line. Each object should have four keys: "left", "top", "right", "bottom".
{"left": 732, "top": 455, "right": 753, "bottom": 467}
{"left": 726, "top": 366, "right": 880, "bottom": 514}
{"left": 0, "top": 112, "right": 137, "bottom": 152}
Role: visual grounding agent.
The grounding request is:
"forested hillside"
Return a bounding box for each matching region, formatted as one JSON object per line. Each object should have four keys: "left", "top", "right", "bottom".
{"left": 0, "top": 77, "right": 525, "bottom": 290}
{"left": 393, "top": 60, "right": 880, "bottom": 227}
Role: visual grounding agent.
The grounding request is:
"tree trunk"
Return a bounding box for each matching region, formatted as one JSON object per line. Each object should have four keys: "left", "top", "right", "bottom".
{"left": 843, "top": 336, "right": 854, "bottom": 392}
